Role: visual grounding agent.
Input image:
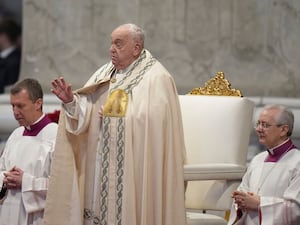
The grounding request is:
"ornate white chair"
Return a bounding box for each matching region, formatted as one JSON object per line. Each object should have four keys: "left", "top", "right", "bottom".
{"left": 179, "top": 72, "right": 254, "bottom": 225}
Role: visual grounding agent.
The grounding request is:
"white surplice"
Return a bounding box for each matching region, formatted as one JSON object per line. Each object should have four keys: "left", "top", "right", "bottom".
{"left": 0, "top": 123, "right": 58, "bottom": 225}
{"left": 228, "top": 148, "right": 300, "bottom": 225}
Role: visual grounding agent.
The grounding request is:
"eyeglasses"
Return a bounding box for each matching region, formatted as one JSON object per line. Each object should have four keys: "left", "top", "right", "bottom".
{"left": 255, "top": 121, "right": 283, "bottom": 129}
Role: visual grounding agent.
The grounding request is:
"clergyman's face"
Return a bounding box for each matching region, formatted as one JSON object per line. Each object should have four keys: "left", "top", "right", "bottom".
{"left": 109, "top": 27, "right": 139, "bottom": 70}
{"left": 255, "top": 109, "right": 287, "bottom": 149}
{"left": 10, "top": 89, "right": 42, "bottom": 127}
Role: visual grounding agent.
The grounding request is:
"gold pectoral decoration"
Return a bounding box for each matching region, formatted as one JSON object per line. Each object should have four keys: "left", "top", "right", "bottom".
{"left": 188, "top": 72, "right": 243, "bottom": 97}
{"left": 103, "top": 89, "right": 128, "bottom": 117}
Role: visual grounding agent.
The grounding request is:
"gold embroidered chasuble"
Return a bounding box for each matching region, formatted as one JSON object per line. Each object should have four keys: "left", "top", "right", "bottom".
{"left": 43, "top": 49, "right": 187, "bottom": 225}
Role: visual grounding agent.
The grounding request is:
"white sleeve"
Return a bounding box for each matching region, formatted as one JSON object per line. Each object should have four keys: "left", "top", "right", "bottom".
{"left": 0, "top": 133, "right": 15, "bottom": 190}
{"left": 63, "top": 95, "right": 78, "bottom": 117}
{"left": 260, "top": 197, "right": 300, "bottom": 225}
{"left": 21, "top": 172, "right": 48, "bottom": 213}
{"left": 0, "top": 156, "right": 6, "bottom": 190}
{"left": 21, "top": 141, "right": 54, "bottom": 213}
{"left": 260, "top": 167, "right": 300, "bottom": 225}
{"left": 63, "top": 93, "right": 92, "bottom": 135}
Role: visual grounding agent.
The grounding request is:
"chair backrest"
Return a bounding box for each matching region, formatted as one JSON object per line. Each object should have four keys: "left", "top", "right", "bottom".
{"left": 179, "top": 72, "right": 254, "bottom": 212}
{"left": 180, "top": 95, "right": 254, "bottom": 166}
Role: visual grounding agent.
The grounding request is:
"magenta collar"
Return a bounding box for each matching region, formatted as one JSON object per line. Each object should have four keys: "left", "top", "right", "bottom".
{"left": 23, "top": 115, "right": 52, "bottom": 136}
{"left": 265, "top": 139, "right": 297, "bottom": 162}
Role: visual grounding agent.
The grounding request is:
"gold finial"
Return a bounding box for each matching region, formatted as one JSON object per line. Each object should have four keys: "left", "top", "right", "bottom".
{"left": 188, "top": 72, "right": 243, "bottom": 97}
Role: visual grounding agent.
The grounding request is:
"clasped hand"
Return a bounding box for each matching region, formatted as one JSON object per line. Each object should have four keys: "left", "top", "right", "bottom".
{"left": 232, "top": 190, "right": 260, "bottom": 211}
{"left": 3, "top": 166, "right": 23, "bottom": 189}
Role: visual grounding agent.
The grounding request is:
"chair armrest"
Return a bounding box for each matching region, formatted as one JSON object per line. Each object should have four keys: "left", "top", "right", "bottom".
{"left": 184, "top": 164, "right": 246, "bottom": 181}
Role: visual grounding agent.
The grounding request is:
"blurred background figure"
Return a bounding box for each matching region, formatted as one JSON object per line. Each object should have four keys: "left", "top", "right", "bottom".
{"left": 0, "top": 17, "right": 21, "bottom": 93}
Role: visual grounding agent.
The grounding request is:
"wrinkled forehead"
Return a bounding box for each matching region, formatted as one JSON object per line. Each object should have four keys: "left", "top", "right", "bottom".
{"left": 111, "top": 26, "right": 131, "bottom": 40}
{"left": 259, "top": 108, "right": 279, "bottom": 122}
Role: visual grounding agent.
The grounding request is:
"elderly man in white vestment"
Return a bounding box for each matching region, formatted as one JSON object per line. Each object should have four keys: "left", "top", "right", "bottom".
{"left": 43, "top": 23, "right": 187, "bottom": 225}
{"left": 0, "top": 79, "right": 58, "bottom": 225}
{"left": 228, "top": 105, "right": 300, "bottom": 225}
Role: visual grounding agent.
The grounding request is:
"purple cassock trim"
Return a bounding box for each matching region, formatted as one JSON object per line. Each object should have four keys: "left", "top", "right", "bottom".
{"left": 23, "top": 115, "right": 52, "bottom": 136}
{"left": 265, "top": 139, "right": 297, "bottom": 162}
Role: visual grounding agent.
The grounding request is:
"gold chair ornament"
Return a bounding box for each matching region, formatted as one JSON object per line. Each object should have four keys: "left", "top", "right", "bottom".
{"left": 188, "top": 72, "right": 242, "bottom": 97}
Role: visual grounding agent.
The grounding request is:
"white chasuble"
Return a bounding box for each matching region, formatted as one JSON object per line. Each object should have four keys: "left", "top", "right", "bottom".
{"left": 44, "top": 49, "right": 187, "bottom": 225}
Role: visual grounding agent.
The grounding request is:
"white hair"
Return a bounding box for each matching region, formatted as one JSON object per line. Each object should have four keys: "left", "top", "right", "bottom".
{"left": 118, "top": 23, "right": 145, "bottom": 48}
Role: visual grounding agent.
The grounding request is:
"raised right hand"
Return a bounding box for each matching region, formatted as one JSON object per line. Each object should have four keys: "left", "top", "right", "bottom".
{"left": 51, "top": 77, "right": 74, "bottom": 103}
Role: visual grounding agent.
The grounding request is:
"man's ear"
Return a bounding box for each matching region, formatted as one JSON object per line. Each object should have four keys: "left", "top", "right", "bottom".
{"left": 280, "top": 125, "right": 289, "bottom": 137}
{"left": 35, "top": 98, "right": 43, "bottom": 111}
{"left": 133, "top": 43, "right": 142, "bottom": 57}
